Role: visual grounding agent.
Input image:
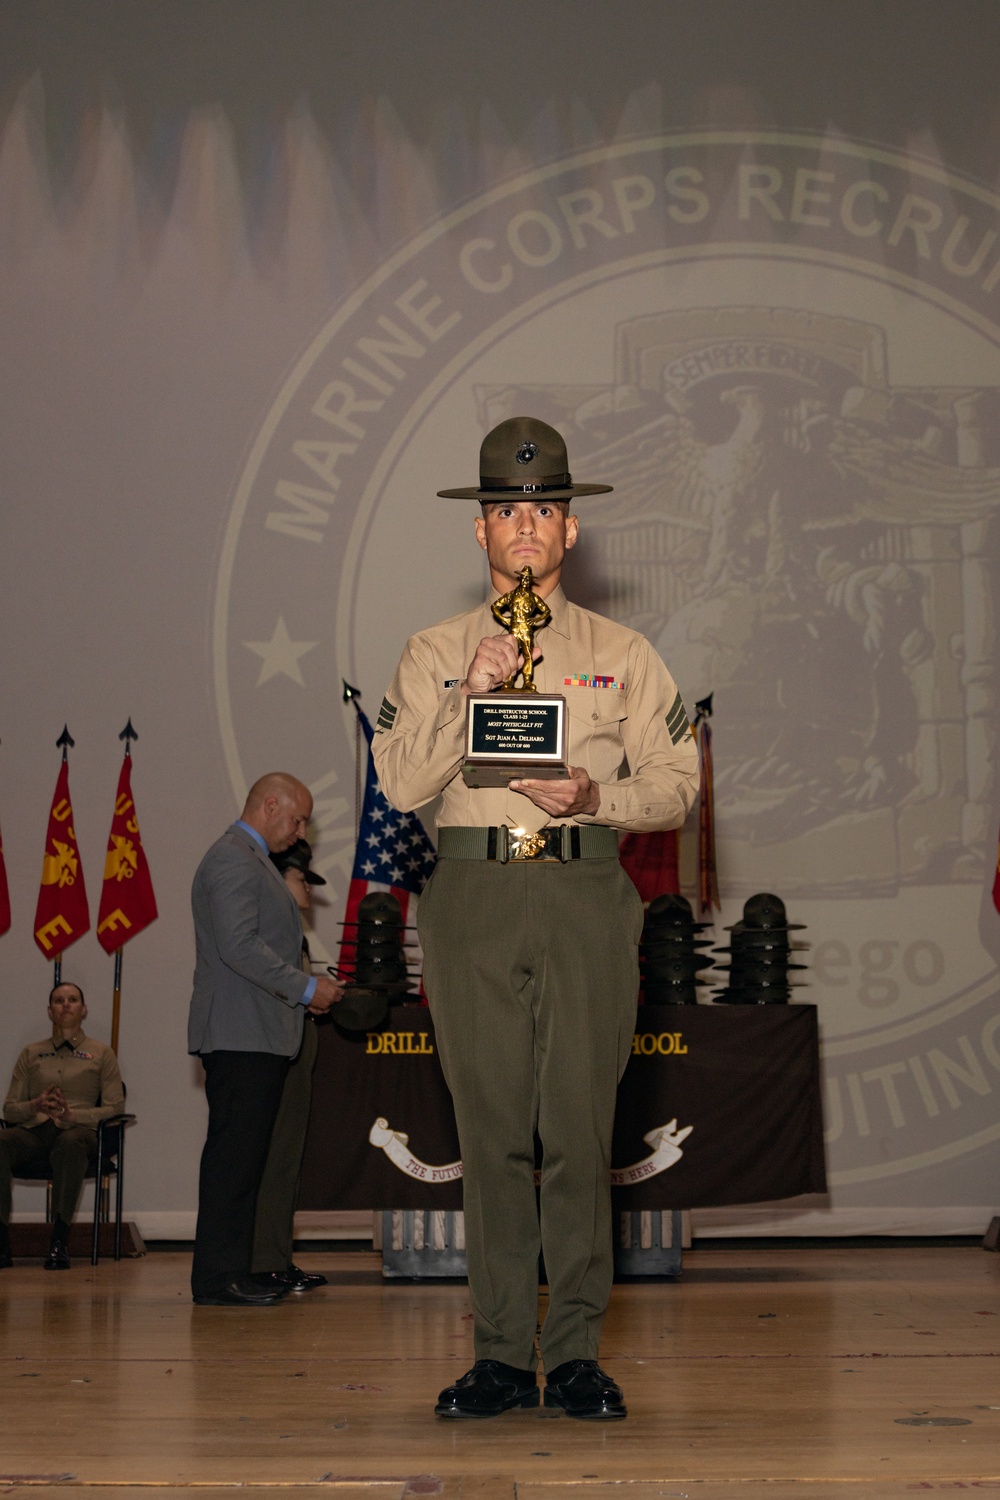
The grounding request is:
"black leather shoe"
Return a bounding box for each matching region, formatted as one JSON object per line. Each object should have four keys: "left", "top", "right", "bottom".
{"left": 255, "top": 1264, "right": 328, "bottom": 1292}
{"left": 435, "top": 1360, "right": 539, "bottom": 1418}
{"left": 193, "top": 1276, "right": 289, "bottom": 1306}
{"left": 0, "top": 1224, "right": 13, "bottom": 1269}
{"left": 544, "top": 1360, "right": 627, "bottom": 1420}
{"left": 43, "top": 1221, "right": 71, "bottom": 1271}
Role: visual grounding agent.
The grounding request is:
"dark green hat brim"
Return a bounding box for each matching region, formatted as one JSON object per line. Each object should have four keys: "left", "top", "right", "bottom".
{"left": 437, "top": 482, "right": 612, "bottom": 500}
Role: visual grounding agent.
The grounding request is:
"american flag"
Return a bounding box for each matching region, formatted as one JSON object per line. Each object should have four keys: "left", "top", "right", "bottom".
{"left": 336, "top": 706, "right": 437, "bottom": 990}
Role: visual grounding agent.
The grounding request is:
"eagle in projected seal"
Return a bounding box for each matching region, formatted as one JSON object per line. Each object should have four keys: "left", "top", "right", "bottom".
{"left": 475, "top": 308, "right": 1000, "bottom": 895}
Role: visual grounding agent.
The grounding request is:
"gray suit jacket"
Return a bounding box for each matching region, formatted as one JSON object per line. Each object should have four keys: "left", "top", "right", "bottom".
{"left": 187, "top": 824, "right": 310, "bottom": 1057}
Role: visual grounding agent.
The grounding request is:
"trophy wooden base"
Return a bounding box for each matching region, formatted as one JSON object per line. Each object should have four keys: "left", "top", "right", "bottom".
{"left": 461, "top": 760, "right": 570, "bottom": 789}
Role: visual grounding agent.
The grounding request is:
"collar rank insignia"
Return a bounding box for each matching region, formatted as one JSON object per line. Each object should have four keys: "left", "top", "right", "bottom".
{"left": 564, "top": 673, "right": 625, "bottom": 690}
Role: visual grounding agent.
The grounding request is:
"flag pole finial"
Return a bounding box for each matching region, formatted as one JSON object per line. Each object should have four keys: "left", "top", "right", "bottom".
{"left": 56, "top": 725, "right": 75, "bottom": 761}
{"left": 119, "top": 719, "right": 138, "bottom": 756}
{"left": 342, "top": 681, "right": 361, "bottom": 704}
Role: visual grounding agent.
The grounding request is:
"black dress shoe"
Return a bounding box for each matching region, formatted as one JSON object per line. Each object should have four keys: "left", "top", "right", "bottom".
{"left": 43, "top": 1221, "right": 71, "bottom": 1271}
{"left": 0, "top": 1224, "right": 13, "bottom": 1269}
{"left": 253, "top": 1265, "right": 327, "bottom": 1292}
{"left": 435, "top": 1360, "right": 539, "bottom": 1418}
{"left": 193, "top": 1276, "right": 289, "bottom": 1306}
{"left": 280, "top": 1264, "right": 328, "bottom": 1291}
{"left": 544, "top": 1359, "right": 627, "bottom": 1420}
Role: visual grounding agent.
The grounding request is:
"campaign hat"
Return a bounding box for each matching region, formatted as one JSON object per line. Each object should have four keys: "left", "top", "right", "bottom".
{"left": 437, "top": 416, "right": 612, "bottom": 500}
{"left": 643, "top": 891, "right": 713, "bottom": 934}
{"left": 271, "top": 837, "right": 326, "bottom": 885}
{"left": 333, "top": 987, "right": 390, "bottom": 1034}
{"left": 724, "top": 892, "right": 805, "bottom": 933}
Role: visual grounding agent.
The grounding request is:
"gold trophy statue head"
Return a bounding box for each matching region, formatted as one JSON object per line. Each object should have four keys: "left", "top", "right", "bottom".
{"left": 490, "top": 565, "right": 552, "bottom": 691}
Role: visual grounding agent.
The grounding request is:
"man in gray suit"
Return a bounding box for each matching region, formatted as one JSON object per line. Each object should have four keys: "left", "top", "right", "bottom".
{"left": 188, "top": 772, "right": 341, "bottom": 1306}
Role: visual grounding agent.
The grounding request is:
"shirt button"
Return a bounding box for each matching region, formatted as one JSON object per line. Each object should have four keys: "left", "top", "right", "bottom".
{"left": 644, "top": 807, "right": 651, "bottom": 816}
{"left": 591, "top": 712, "right": 599, "bottom": 721}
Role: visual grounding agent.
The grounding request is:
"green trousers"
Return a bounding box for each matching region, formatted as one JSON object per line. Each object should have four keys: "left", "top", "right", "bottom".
{"left": 418, "top": 854, "right": 642, "bottom": 1372}
{"left": 251, "top": 1017, "right": 318, "bottom": 1273}
{"left": 0, "top": 1120, "right": 98, "bottom": 1225}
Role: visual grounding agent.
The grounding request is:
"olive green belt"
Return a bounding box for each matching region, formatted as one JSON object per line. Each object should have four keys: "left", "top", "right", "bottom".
{"left": 437, "top": 825, "right": 619, "bottom": 863}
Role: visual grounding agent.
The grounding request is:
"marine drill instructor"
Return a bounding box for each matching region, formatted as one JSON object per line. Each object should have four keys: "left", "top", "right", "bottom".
{"left": 373, "top": 417, "right": 699, "bottom": 1420}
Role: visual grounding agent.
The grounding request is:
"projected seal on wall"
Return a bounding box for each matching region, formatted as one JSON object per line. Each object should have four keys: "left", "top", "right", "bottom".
{"left": 216, "top": 131, "right": 1000, "bottom": 1192}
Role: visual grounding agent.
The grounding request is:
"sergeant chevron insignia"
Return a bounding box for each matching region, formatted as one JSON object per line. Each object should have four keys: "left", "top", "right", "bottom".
{"left": 665, "top": 691, "right": 691, "bottom": 745}
{"left": 376, "top": 697, "right": 398, "bottom": 733}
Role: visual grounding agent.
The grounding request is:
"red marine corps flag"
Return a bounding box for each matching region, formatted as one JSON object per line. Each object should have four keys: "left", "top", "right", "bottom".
{"left": 97, "top": 722, "right": 158, "bottom": 953}
{"left": 33, "top": 728, "right": 90, "bottom": 959}
{"left": 98, "top": 723, "right": 158, "bottom": 1054}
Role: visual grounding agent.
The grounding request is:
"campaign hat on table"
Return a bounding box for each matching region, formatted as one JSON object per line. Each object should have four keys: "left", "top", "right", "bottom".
{"left": 643, "top": 892, "right": 713, "bottom": 933}
{"left": 437, "top": 416, "right": 613, "bottom": 500}
{"left": 724, "top": 892, "right": 804, "bottom": 933}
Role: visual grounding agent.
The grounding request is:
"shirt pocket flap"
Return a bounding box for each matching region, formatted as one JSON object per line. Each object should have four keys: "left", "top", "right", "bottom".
{"left": 562, "top": 684, "right": 627, "bottom": 727}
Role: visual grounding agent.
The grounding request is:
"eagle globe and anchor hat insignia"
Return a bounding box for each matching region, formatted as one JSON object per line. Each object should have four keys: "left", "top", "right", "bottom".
{"left": 217, "top": 130, "right": 1000, "bottom": 1194}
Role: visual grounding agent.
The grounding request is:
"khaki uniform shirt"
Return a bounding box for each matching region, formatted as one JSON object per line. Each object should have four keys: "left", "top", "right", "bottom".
{"left": 373, "top": 585, "right": 699, "bottom": 834}
{"left": 3, "top": 1030, "right": 125, "bottom": 1130}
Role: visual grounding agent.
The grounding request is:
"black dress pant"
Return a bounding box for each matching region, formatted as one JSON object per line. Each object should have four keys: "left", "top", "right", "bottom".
{"left": 191, "top": 1050, "right": 289, "bottom": 1298}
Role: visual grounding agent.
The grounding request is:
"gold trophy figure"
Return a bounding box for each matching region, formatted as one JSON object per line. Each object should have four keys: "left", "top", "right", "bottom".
{"left": 462, "top": 561, "right": 567, "bottom": 786}
{"left": 490, "top": 566, "right": 551, "bottom": 691}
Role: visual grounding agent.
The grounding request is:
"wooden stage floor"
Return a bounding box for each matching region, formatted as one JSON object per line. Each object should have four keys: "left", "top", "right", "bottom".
{"left": 0, "top": 1244, "right": 998, "bottom": 1498}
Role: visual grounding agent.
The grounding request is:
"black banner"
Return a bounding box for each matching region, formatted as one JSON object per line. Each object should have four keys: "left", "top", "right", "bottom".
{"left": 300, "top": 1004, "right": 826, "bottom": 1212}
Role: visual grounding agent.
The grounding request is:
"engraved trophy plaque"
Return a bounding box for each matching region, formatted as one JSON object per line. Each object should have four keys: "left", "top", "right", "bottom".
{"left": 462, "top": 566, "right": 568, "bottom": 788}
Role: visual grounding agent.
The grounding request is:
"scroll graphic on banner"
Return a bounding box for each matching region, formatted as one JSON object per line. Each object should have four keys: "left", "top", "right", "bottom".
{"left": 368, "top": 1117, "right": 463, "bottom": 1184}
{"left": 97, "top": 728, "right": 158, "bottom": 953}
{"left": 610, "top": 1121, "right": 694, "bottom": 1186}
{"left": 368, "top": 1113, "right": 692, "bottom": 1188}
{"left": 33, "top": 730, "right": 90, "bottom": 957}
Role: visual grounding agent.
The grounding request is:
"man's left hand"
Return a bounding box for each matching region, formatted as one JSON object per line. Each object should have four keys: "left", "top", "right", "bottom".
{"left": 307, "top": 976, "right": 344, "bottom": 1015}
{"left": 509, "top": 765, "right": 601, "bottom": 818}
